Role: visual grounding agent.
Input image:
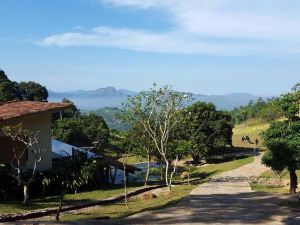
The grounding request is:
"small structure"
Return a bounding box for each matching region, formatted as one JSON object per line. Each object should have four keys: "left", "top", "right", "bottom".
{"left": 0, "top": 101, "right": 71, "bottom": 170}
{"left": 51, "top": 140, "right": 141, "bottom": 184}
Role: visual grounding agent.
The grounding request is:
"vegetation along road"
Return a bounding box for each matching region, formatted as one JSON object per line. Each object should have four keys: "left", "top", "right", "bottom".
{"left": 15, "top": 154, "right": 300, "bottom": 225}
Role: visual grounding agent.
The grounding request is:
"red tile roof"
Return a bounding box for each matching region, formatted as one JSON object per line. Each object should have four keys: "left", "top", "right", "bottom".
{"left": 0, "top": 101, "right": 71, "bottom": 121}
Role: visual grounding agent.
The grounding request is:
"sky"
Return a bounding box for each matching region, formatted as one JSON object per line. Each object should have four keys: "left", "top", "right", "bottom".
{"left": 0, "top": 0, "right": 300, "bottom": 95}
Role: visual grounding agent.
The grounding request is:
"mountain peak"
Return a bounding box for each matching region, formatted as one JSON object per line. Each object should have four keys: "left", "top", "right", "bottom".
{"left": 48, "top": 88, "right": 264, "bottom": 110}
{"left": 95, "top": 86, "right": 117, "bottom": 92}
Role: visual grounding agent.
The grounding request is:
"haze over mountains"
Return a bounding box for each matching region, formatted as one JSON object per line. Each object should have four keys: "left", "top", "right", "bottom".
{"left": 48, "top": 87, "right": 263, "bottom": 111}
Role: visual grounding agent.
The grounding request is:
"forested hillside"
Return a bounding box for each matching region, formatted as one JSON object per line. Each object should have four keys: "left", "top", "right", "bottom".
{"left": 89, "top": 107, "right": 129, "bottom": 131}
{"left": 231, "top": 97, "right": 282, "bottom": 124}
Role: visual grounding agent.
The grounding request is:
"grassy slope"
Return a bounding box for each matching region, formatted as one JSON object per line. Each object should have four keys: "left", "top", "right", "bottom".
{"left": 232, "top": 119, "right": 269, "bottom": 149}
{"left": 233, "top": 119, "right": 300, "bottom": 195}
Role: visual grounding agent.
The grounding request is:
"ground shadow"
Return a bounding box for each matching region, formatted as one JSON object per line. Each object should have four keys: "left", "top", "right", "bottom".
{"left": 16, "top": 191, "right": 299, "bottom": 225}
{"left": 98, "top": 192, "right": 299, "bottom": 225}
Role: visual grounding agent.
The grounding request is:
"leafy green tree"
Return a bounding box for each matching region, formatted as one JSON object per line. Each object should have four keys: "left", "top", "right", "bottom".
{"left": 52, "top": 98, "right": 80, "bottom": 125}
{"left": 0, "top": 70, "right": 21, "bottom": 101}
{"left": 0, "top": 69, "right": 49, "bottom": 102}
{"left": 262, "top": 86, "right": 300, "bottom": 194}
{"left": 121, "top": 84, "right": 191, "bottom": 189}
{"left": 53, "top": 114, "right": 110, "bottom": 148}
{"left": 18, "top": 81, "right": 48, "bottom": 101}
{"left": 0, "top": 82, "right": 20, "bottom": 101}
{"left": 0, "top": 69, "right": 10, "bottom": 83}
{"left": 79, "top": 114, "right": 110, "bottom": 149}
{"left": 231, "top": 98, "right": 282, "bottom": 124}
{"left": 179, "top": 102, "right": 233, "bottom": 163}
{"left": 61, "top": 98, "right": 80, "bottom": 118}
{"left": 125, "top": 123, "right": 154, "bottom": 186}
{"left": 53, "top": 118, "right": 90, "bottom": 147}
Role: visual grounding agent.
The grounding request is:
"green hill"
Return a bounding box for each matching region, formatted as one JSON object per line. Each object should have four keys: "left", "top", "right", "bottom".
{"left": 89, "top": 107, "right": 130, "bottom": 131}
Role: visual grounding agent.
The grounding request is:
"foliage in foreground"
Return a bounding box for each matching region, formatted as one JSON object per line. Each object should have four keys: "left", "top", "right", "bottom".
{"left": 0, "top": 155, "right": 254, "bottom": 216}
{"left": 261, "top": 83, "right": 300, "bottom": 194}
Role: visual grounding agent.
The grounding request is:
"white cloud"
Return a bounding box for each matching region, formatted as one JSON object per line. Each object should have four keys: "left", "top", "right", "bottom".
{"left": 38, "top": 0, "right": 300, "bottom": 55}
{"left": 105, "top": 0, "right": 300, "bottom": 40}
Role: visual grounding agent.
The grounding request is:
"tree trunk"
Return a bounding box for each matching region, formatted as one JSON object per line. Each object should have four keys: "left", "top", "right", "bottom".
{"left": 289, "top": 170, "right": 298, "bottom": 194}
{"left": 188, "top": 168, "right": 190, "bottom": 186}
{"left": 192, "top": 154, "right": 200, "bottom": 164}
{"left": 168, "top": 155, "right": 178, "bottom": 191}
{"left": 56, "top": 190, "right": 66, "bottom": 221}
{"left": 22, "top": 184, "right": 29, "bottom": 205}
{"left": 123, "top": 163, "right": 129, "bottom": 209}
{"left": 110, "top": 166, "right": 117, "bottom": 185}
{"left": 165, "top": 159, "right": 170, "bottom": 190}
{"left": 144, "top": 152, "right": 151, "bottom": 186}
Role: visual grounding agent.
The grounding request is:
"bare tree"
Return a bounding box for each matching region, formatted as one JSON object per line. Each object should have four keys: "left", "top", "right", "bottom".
{"left": 122, "top": 154, "right": 129, "bottom": 209}
{"left": 122, "top": 84, "right": 191, "bottom": 190}
{"left": 2, "top": 124, "right": 44, "bottom": 205}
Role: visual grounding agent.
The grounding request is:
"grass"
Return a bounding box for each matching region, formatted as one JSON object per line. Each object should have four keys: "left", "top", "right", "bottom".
{"left": 61, "top": 185, "right": 195, "bottom": 221}
{"left": 122, "top": 155, "right": 147, "bottom": 164}
{"left": 232, "top": 120, "right": 269, "bottom": 149}
{"left": 0, "top": 155, "right": 254, "bottom": 218}
{"left": 251, "top": 169, "right": 300, "bottom": 194}
{"left": 260, "top": 169, "right": 300, "bottom": 180}
{"left": 250, "top": 183, "right": 287, "bottom": 194}
{"left": 187, "top": 156, "right": 254, "bottom": 180}
{"left": 59, "top": 156, "right": 254, "bottom": 221}
{"left": 0, "top": 156, "right": 252, "bottom": 216}
{"left": 0, "top": 185, "right": 140, "bottom": 215}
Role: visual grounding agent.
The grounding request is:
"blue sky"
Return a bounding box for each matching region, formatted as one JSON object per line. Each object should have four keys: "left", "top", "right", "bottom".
{"left": 0, "top": 0, "right": 300, "bottom": 95}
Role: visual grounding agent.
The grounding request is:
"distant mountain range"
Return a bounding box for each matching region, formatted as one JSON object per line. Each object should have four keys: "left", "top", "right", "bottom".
{"left": 48, "top": 87, "right": 263, "bottom": 111}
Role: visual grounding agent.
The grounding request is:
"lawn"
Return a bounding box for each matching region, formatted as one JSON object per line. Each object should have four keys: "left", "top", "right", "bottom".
{"left": 0, "top": 156, "right": 254, "bottom": 218}
{"left": 0, "top": 185, "right": 140, "bottom": 215}
{"left": 250, "top": 183, "right": 287, "bottom": 194}
{"left": 232, "top": 119, "right": 269, "bottom": 149}
{"left": 186, "top": 156, "right": 254, "bottom": 181}
{"left": 61, "top": 185, "right": 195, "bottom": 221}
{"left": 260, "top": 169, "right": 300, "bottom": 180}
{"left": 59, "top": 156, "right": 254, "bottom": 221}
{"left": 250, "top": 169, "right": 300, "bottom": 194}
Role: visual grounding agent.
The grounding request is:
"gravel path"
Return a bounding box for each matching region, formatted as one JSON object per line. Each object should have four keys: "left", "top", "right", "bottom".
{"left": 14, "top": 154, "right": 300, "bottom": 225}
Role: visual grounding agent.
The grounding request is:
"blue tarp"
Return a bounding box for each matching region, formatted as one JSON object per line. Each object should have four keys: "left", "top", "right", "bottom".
{"left": 51, "top": 140, "right": 96, "bottom": 159}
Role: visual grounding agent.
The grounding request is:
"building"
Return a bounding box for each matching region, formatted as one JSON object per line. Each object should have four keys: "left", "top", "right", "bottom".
{"left": 0, "top": 101, "right": 70, "bottom": 170}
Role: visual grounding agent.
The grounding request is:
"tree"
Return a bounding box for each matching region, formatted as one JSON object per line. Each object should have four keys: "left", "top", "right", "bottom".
{"left": 0, "top": 69, "right": 49, "bottom": 102}
{"left": 125, "top": 123, "right": 154, "bottom": 186}
{"left": 52, "top": 98, "right": 80, "bottom": 123}
{"left": 53, "top": 114, "right": 110, "bottom": 148}
{"left": 79, "top": 114, "right": 110, "bottom": 149}
{"left": 179, "top": 102, "right": 233, "bottom": 163}
{"left": 53, "top": 118, "right": 90, "bottom": 147}
{"left": 231, "top": 98, "right": 282, "bottom": 124}
{"left": 262, "top": 86, "right": 300, "bottom": 194}
{"left": 0, "top": 82, "right": 21, "bottom": 101}
{"left": 0, "top": 69, "right": 9, "bottom": 83}
{"left": 2, "top": 124, "right": 44, "bottom": 205}
{"left": 18, "top": 81, "right": 48, "bottom": 101}
{"left": 122, "top": 84, "right": 191, "bottom": 189}
{"left": 0, "top": 70, "right": 21, "bottom": 101}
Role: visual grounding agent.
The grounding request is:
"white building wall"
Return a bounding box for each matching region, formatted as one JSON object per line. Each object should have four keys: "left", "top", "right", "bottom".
{"left": 0, "top": 112, "right": 52, "bottom": 170}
